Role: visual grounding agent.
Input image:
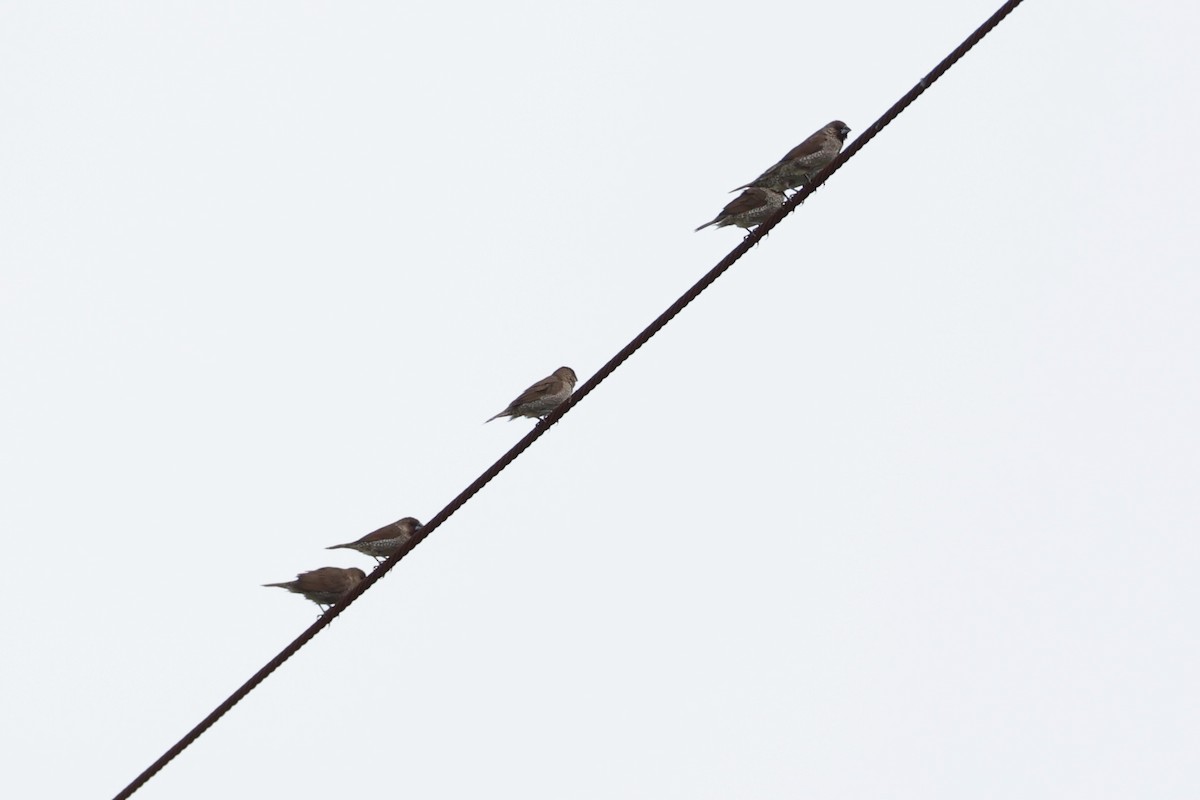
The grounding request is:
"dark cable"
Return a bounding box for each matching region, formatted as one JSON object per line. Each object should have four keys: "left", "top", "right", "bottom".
{"left": 112, "top": 2, "right": 1026, "bottom": 796}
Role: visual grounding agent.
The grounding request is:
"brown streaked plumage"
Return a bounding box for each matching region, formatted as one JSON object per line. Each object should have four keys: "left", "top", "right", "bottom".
{"left": 327, "top": 517, "right": 423, "bottom": 563}
{"left": 732, "top": 120, "right": 851, "bottom": 193}
{"left": 486, "top": 366, "right": 578, "bottom": 423}
{"left": 263, "top": 566, "right": 367, "bottom": 610}
{"left": 695, "top": 187, "right": 787, "bottom": 232}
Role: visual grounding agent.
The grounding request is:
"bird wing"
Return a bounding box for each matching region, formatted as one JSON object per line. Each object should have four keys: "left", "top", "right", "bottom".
{"left": 297, "top": 567, "right": 345, "bottom": 591}
{"left": 779, "top": 133, "right": 825, "bottom": 162}
{"left": 353, "top": 522, "right": 403, "bottom": 544}
{"left": 511, "top": 375, "right": 560, "bottom": 406}
{"left": 720, "top": 190, "right": 768, "bottom": 217}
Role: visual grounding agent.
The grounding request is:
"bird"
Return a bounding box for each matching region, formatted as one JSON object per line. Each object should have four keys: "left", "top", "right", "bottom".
{"left": 486, "top": 366, "right": 578, "bottom": 422}
{"left": 326, "top": 517, "right": 423, "bottom": 563}
{"left": 732, "top": 120, "right": 851, "bottom": 193}
{"left": 263, "top": 567, "right": 367, "bottom": 611}
{"left": 695, "top": 187, "right": 787, "bottom": 232}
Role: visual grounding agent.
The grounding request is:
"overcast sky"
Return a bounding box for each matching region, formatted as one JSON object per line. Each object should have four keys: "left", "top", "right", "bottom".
{"left": 3, "top": 1, "right": 1199, "bottom": 798}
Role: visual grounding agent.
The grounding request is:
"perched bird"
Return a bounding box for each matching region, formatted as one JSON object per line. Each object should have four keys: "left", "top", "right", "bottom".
{"left": 486, "top": 366, "right": 578, "bottom": 423}
{"left": 327, "top": 517, "right": 423, "bottom": 563}
{"left": 695, "top": 187, "right": 787, "bottom": 232}
{"left": 263, "top": 566, "right": 367, "bottom": 611}
{"left": 732, "top": 120, "right": 851, "bottom": 193}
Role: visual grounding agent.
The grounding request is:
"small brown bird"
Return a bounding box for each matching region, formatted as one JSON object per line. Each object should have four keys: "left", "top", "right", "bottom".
{"left": 263, "top": 566, "right": 367, "bottom": 611}
{"left": 732, "top": 120, "right": 851, "bottom": 193}
{"left": 486, "top": 366, "right": 578, "bottom": 422}
{"left": 326, "top": 517, "right": 423, "bottom": 563}
{"left": 695, "top": 187, "right": 787, "bottom": 232}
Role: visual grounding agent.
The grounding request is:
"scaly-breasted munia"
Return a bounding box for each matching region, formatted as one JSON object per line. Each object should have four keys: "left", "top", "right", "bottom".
{"left": 326, "top": 517, "right": 423, "bottom": 563}
{"left": 695, "top": 187, "right": 787, "bottom": 232}
{"left": 733, "top": 120, "right": 851, "bottom": 193}
{"left": 486, "top": 366, "right": 578, "bottom": 422}
{"left": 263, "top": 566, "right": 367, "bottom": 611}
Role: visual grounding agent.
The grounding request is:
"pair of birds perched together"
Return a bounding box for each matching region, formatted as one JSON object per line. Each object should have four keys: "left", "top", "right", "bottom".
{"left": 263, "top": 366, "right": 580, "bottom": 611}
{"left": 695, "top": 120, "right": 851, "bottom": 233}
{"left": 262, "top": 517, "right": 424, "bottom": 611}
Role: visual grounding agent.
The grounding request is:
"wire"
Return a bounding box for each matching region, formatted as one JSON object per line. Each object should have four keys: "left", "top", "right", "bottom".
{"left": 111, "top": 1, "right": 1027, "bottom": 796}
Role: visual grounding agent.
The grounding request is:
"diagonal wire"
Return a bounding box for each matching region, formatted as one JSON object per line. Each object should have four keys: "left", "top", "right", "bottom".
{"left": 111, "top": 1, "right": 1026, "bottom": 796}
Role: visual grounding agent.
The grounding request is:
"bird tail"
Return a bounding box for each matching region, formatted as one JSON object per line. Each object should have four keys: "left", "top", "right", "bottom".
{"left": 262, "top": 582, "right": 290, "bottom": 589}
{"left": 694, "top": 219, "right": 717, "bottom": 232}
{"left": 325, "top": 544, "right": 350, "bottom": 551}
{"left": 484, "top": 411, "right": 508, "bottom": 423}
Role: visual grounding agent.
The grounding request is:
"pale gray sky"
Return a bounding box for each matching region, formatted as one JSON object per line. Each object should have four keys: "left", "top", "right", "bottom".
{"left": 3, "top": 2, "right": 1198, "bottom": 798}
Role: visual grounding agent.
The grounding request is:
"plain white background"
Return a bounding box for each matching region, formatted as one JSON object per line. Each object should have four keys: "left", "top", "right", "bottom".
{"left": 2, "top": 1, "right": 1198, "bottom": 797}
